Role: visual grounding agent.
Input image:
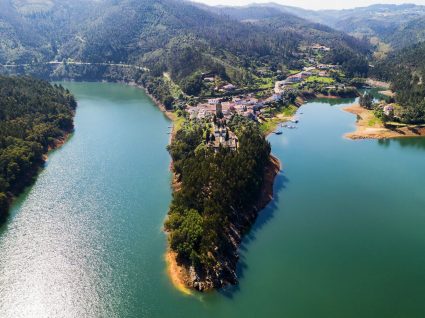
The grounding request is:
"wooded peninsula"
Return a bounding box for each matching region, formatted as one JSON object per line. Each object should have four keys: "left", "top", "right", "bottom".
{"left": 165, "top": 114, "right": 278, "bottom": 291}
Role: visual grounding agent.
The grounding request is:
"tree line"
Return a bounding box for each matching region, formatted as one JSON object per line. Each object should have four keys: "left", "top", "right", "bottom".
{"left": 0, "top": 76, "right": 76, "bottom": 219}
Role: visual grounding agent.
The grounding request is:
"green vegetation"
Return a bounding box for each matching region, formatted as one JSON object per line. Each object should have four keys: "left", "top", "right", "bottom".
{"left": 322, "top": 48, "right": 369, "bottom": 77}
{"left": 359, "top": 92, "right": 374, "bottom": 110}
{"left": 288, "top": 70, "right": 301, "bottom": 75}
{"left": 165, "top": 116, "right": 271, "bottom": 287}
{"left": 255, "top": 77, "right": 275, "bottom": 90}
{"left": 368, "top": 116, "right": 382, "bottom": 127}
{"left": 305, "top": 76, "right": 335, "bottom": 84}
{"left": 0, "top": 75, "right": 76, "bottom": 219}
{"left": 297, "top": 81, "right": 357, "bottom": 98}
{"left": 372, "top": 42, "right": 425, "bottom": 124}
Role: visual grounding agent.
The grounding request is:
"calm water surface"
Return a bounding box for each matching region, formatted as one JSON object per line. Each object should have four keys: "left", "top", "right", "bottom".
{"left": 0, "top": 83, "right": 424, "bottom": 317}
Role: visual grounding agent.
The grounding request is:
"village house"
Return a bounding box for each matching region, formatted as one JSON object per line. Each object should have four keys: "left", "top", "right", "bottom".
{"left": 300, "top": 71, "right": 312, "bottom": 77}
{"left": 317, "top": 64, "right": 329, "bottom": 70}
{"left": 222, "top": 84, "right": 236, "bottom": 91}
{"left": 208, "top": 124, "right": 239, "bottom": 152}
{"left": 208, "top": 98, "right": 221, "bottom": 105}
{"left": 384, "top": 105, "right": 394, "bottom": 116}
{"left": 284, "top": 74, "right": 303, "bottom": 84}
{"left": 271, "top": 94, "right": 283, "bottom": 102}
{"left": 310, "top": 44, "right": 331, "bottom": 52}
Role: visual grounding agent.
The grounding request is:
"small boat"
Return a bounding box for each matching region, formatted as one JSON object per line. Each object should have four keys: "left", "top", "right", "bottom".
{"left": 275, "top": 131, "right": 283, "bottom": 135}
{"left": 291, "top": 119, "right": 299, "bottom": 124}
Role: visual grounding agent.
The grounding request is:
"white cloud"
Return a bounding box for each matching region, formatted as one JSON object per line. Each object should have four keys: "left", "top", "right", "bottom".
{"left": 190, "top": 0, "right": 425, "bottom": 10}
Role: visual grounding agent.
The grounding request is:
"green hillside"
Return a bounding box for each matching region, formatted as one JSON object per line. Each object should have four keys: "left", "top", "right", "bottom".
{"left": 0, "top": 0, "right": 371, "bottom": 88}
{"left": 372, "top": 42, "right": 425, "bottom": 124}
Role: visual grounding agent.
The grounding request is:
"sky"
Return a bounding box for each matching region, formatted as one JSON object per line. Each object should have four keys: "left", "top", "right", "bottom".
{"left": 191, "top": 0, "right": 425, "bottom": 10}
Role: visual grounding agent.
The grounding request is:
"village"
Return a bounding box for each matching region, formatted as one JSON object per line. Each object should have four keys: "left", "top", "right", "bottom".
{"left": 181, "top": 44, "right": 347, "bottom": 150}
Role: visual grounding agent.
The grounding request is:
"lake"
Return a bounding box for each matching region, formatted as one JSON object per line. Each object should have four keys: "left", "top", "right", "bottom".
{"left": 0, "top": 83, "right": 424, "bottom": 317}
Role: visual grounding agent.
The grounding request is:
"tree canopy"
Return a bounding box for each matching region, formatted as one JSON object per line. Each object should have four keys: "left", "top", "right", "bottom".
{"left": 165, "top": 116, "right": 270, "bottom": 281}
{"left": 0, "top": 76, "right": 76, "bottom": 219}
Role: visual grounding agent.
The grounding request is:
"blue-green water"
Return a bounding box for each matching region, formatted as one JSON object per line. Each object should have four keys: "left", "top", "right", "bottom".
{"left": 1, "top": 83, "right": 425, "bottom": 317}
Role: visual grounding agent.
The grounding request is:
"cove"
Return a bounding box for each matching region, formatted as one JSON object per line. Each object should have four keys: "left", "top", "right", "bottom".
{"left": 0, "top": 83, "right": 425, "bottom": 317}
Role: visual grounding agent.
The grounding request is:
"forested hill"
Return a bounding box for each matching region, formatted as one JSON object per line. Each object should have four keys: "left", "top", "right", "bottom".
{"left": 197, "top": 4, "right": 371, "bottom": 56}
{"left": 216, "top": 3, "right": 425, "bottom": 51}
{"left": 371, "top": 43, "right": 425, "bottom": 124}
{"left": 326, "top": 4, "right": 425, "bottom": 50}
{"left": 0, "top": 0, "right": 370, "bottom": 85}
{"left": 0, "top": 76, "right": 76, "bottom": 219}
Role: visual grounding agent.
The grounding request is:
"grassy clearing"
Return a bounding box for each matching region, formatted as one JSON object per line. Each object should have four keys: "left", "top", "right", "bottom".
{"left": 365, "top": 111, "right": 383, "bottom": 127}
{"left": 289, "top": 70, "right": 301, "bottom": 75}
{"left": 306, "top": 76, "right": 335, "bottom": 84}
{"left": 258, "top": 77, "right": 275, "bottom": 89}
{"left": 173, "top": 114, "right": 186, "bottom": 132}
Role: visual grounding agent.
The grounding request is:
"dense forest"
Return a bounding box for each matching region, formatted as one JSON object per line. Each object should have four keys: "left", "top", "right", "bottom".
{"left": 0, "top": 76, "right": 76, "bottom": 219}
{"left": 165, "top": 116, "right": 271, "bottom": 290}
{"left": 372, "top": 43, "right": 425, "bottom": 124}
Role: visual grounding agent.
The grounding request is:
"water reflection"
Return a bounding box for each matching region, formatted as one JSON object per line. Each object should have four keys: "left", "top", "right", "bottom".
{"left": 378, "top": 137, "right": 425, "bottom": 150}
{"left": 314, "top": 97, "right": 356, "bottom": 106}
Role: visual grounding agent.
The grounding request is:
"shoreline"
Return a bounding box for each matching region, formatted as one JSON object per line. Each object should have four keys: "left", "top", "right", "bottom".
{"left": 127, "top": 82, "right": 176, "bottom": 122}
{"left": 343, "top": 104, "right": 425, "bottom": 139}
{"left": 46, "top": 132, "right": 73, "bottom": 158}
{"left": 2, "top": 131, "right": 73, "bottom": 223}
{"left": 164, "top": 250, "right": 193, "bottom": 295}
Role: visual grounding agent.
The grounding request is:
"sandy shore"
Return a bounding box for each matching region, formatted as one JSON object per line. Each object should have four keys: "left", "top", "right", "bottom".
{"left": 343, "top": 104, "right": 425, "bottom": 139}
{"left": 165, "top": 250, "right": 193, "bottom": 295}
